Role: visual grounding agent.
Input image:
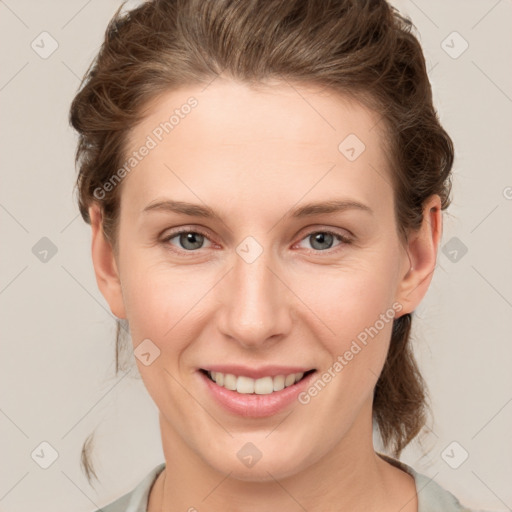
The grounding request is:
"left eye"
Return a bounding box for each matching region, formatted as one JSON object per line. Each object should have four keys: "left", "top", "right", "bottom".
{"left": 162, "top": 229, "right": 351, "bottom": 253}
{"left": 296, "top": 231, "right": 351, "bottom": 252}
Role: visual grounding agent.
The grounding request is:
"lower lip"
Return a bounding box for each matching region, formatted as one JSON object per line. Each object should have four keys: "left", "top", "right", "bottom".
{"left": 198, "top": 370, "right": 317, "bottom": 418}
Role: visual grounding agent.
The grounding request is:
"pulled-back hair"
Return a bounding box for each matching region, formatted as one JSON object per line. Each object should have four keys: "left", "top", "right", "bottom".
{"left": 69, "top": 0, "right": 453, "bottom": 484}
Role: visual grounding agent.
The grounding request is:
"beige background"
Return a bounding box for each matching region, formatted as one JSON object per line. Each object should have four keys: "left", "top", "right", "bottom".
{"left": 0, "top": 1, "right": 511, "bottom": 510}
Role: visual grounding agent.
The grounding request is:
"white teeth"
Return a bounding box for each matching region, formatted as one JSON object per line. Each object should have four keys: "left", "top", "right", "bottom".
{"left": 273, "top": 375, "right": 285, "bottom": 391}
{"left": 254, "top": 376, "right": 274, "bottom": 395}
{"left": 223, "top": 373, "right": 237, "bottom": 391}
{"left": 284, "top": 374, "right": 296, "bottom": 387}
{"left": 207, "top": 370, "right": 309, "bottom": 395}
{"left": 236, "top": 376, "right": 255, "bottom": 394}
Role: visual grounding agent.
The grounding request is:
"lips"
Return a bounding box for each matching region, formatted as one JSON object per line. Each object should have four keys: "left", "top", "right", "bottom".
{"left": 197, "top": 365, "right": 317, "bottom": 417}
{"left": 201, "top": 368, "right": 316, "bottom": 394}
{"left": 200, "top": 364, "right": 315, "bottom": 380}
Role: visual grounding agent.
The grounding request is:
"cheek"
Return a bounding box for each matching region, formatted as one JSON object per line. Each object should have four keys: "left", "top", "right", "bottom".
{"left": 292, "top": 253, "right": 399, "bottom": 343}
{"left": 119, "top": 231, "right": 401, "bottom": 360}
{"left": 289, "top": 248, "right": 400, "bottom": 407}
{"left": 122, "top": 268, "right": 201, "bottom": 340}
{"left": 294, "top": 267, "right": 397, "bottom": 435}
{"left": 118, "top": 247, "right": 222, "bottom": 372}
{"left": 119, "top": 266, "right": 206, "bottom": 402}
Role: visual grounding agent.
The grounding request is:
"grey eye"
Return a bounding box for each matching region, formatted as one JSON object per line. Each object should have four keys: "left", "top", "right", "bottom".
{"left": 177, "top": 232, "right": 204, "bottom": 250}
{"left": 166, "top": 231, "right": 212, "bottom": 251}
{"left": 307, "top": 232, "right": 336, "bottom": 251}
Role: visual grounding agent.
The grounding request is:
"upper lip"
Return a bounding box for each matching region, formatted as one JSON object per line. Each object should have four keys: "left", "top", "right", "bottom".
{"left": 200, "top": 365, "right": 316, "bottom": 380}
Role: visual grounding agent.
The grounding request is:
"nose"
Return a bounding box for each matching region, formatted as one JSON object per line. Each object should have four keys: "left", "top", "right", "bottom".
{"left": 216, "top": 245, "right": 293, "bottom": 350}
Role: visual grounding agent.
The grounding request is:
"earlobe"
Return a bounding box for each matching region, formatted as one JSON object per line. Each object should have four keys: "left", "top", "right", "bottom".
{"left": 395, "top": 195, "right": 443, "bottom": 316}
{"left": 89, "top": 204, "right": 126, "bottom": 319}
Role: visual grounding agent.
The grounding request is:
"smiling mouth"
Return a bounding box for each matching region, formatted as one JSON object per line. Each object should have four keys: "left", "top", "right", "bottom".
{"left": 199, "top": 368, "right": 316, "bottom": 395}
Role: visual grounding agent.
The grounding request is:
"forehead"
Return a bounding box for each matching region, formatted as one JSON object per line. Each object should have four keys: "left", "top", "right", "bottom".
{"left": 120, "top": 79, "right": 392, "bottom": 218}
{"left": 132, "top": 79, "right": 382, "bottom": 151}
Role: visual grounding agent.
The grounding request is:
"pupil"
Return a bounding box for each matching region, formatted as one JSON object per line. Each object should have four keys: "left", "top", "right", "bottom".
{"left": 181, "top": 232, "right": 203, "bottom": 250}
{"left": 312, "top": 232, "right": 332, "bottom": 250}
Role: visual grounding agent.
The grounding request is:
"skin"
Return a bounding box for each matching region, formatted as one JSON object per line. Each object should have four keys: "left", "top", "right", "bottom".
{"left": 89, "top": 78, "right": 441, "bottom": 512}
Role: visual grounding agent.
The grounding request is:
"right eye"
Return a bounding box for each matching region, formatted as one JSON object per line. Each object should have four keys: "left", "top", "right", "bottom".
{"left": 162, "top": 228, "right": 215, "bottom": 253}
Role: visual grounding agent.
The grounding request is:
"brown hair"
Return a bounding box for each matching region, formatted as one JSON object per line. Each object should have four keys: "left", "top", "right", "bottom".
{"left": 70, "top": 0, "right": 453, "bottom": 484}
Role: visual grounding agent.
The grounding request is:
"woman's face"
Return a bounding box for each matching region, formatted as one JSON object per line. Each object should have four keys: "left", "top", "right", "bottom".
{"left": 92, "top": 79, "right": 437, "bottom": 481}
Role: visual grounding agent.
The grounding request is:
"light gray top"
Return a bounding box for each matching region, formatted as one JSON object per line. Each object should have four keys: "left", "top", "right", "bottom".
{"left": 93, "top": 453, "right": 482, "bottom": 511}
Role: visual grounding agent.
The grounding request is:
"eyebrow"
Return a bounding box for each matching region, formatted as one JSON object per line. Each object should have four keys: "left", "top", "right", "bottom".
{"left": 142, "top": 198, "right": 373, "bottom": 220}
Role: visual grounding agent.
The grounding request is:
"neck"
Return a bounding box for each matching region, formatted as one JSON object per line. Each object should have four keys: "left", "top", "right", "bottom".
{"left": 149, "top": 403, "right": 417, "bottom": 512}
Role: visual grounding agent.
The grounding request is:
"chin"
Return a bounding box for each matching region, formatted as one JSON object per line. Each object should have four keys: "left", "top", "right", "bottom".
{"left": 203, "top": 444, "right": 311, "bottom": 482}
{"left": 223, "top": 460, "right": 302, "bottom": 483}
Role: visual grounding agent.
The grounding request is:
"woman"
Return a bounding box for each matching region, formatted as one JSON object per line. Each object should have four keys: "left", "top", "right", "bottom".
{"left": 69, "top": 0, "right": 480, "bottom": 510}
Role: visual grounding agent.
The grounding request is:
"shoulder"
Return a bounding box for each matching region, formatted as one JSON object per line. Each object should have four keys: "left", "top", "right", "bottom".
{"left": 412, "top": 469, "right": 476, "bottom": 511}
{"left": 376, "top": 452, "right": 486, "bottom": 512}
{"left": 91, "top": 463, "right": 165, "bottom": 512}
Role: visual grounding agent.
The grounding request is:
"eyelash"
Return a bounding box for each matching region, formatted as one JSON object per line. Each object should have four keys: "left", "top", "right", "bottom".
{"left": 161, "top": 227, "right": 352, "bottom": 256}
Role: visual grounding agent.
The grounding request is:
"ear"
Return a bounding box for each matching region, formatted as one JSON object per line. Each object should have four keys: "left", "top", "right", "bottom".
{"left": 395, "top": 194, "right": 443, "bottom": 317}
{"left": 89, "top": 204, "right": 126, "bottom": 319}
